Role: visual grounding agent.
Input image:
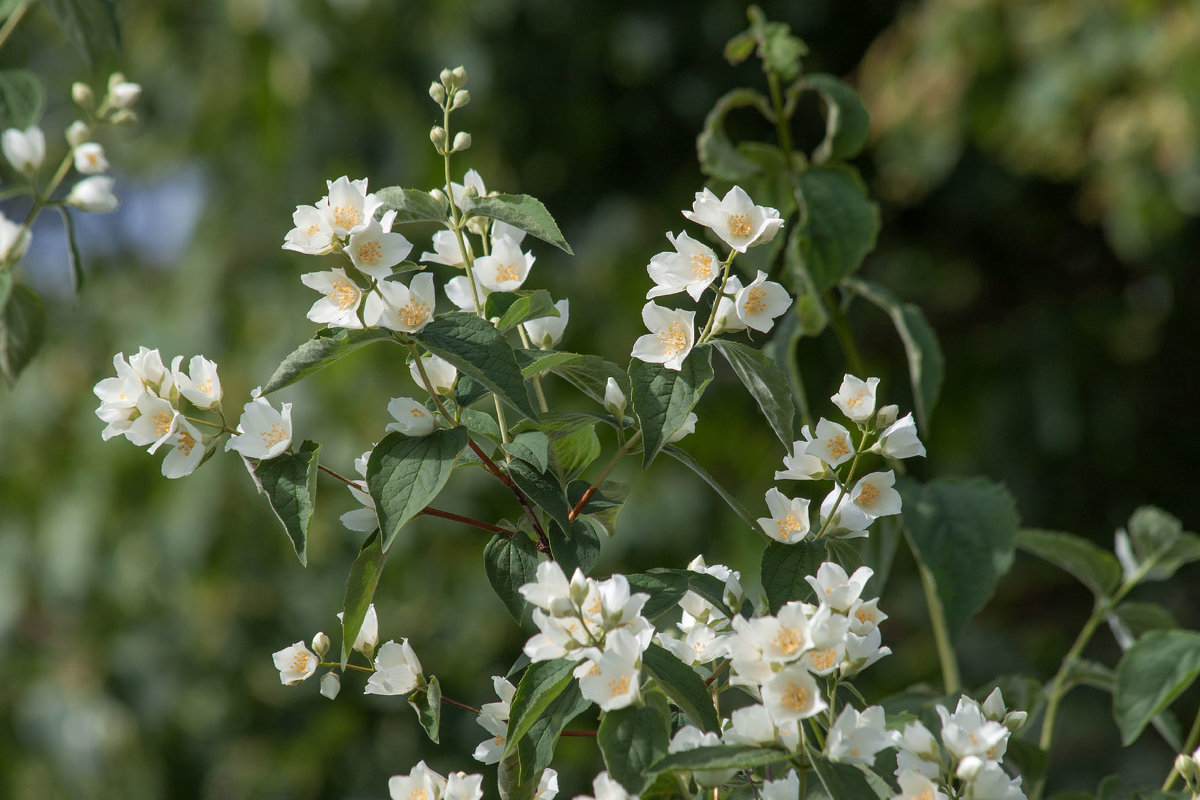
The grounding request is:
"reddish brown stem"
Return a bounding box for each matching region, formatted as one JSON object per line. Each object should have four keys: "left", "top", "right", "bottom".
{"left": 442, "top": 696, "right": 482, "bottom": 715}
{"left": 468, "top": 438, "right": 553, "bottom": 557}
{"left": 567, "top": 486, "right": 597, "bottom": 522}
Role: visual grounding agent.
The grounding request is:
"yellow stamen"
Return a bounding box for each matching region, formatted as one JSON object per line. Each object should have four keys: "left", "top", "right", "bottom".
{"left": 176, "top": 429, "right": 197, "bottom": 456}
{"left": 775, "top": 513, "right": 804, "bottom": 541}
{"left": 495, "top": 263, "right": 521, "bottom": 283}
{"left": 290, "top": 650, "right": 311, "bottom": 673}
{"left": 690, "top": 252, "right": 713, "bottom": 279}
{"left": 728, "top": 213, "right": 752, "bottom": 237}
{"left": 261, "top": 423, "right": 287, "bottom": 448}
{"left": 329, "top": 279, "right": 359, "bottom": 311}
{"left": 656, "top": 320, "right": 688, "bottom": 356}
{"left": 743, "top": 287, "right": 767, "bottom": 314}
{"left": 826, "top": 436, "right": 850, "bottom": 458}
{"left": 356, "top": 240, "right": 383, "bottom": 265}
{"left": 772, "top": 627, "right": 804, "bottom": 656}
{"left": 807, "top": 647, "right": 838, "bottom": 671}
{"left": 333, "top": 204, "right": 363, "bottom": 231}
{"left": 153, "top": 411, "right": 173, "bottom": 437}
{"left": 781, "top": 681, "right": 810, "bottom": 712}
{"left": 855, "top": 482, "right": 880, "bottom": 509}
{"left": 398, "top": 300, "right": 431, "bottom": 329}
{"left": 608, "top": 675, "right": 631, "bottom": 698}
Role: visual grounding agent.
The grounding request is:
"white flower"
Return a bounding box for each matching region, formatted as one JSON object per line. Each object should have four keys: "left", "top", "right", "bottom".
{"left": 710, "top": 275, "right": 746, "bottom": 334}
{"left": 630, "top": 302, "right": 695, "bottom": 371}
{"left": 603, "top": 378, "right": 626, "bottom": 420}
{"left": 519, "top": 561, "right": 574, "bottom": 611}
{"left": 682, "top": 186, "right": 783, "bottom": 252}
{"left": 386, "top": 397, "right": 437, "bottom": 436}
{"left": 324, "top": 175, "right": 381, "bottom": 236}
{"left": 826, "top": 705, "right": 894, "bottom": 766}
{"left": 337, "top": 604, "right": 379, "bottom": 655}
{"left": 421, "top": 229, "right": 466, "bottom": 266}
{"left": 761, "top": 663, "right": 826, "bottom": 721}
{"left": 806, "top": 418, "right": 856, "bottom": 468}
{"left": 272, "top": 641, "right": 318, "bottom": 685}
{"left": 72, "top": 142, "right": 109, "bottom": 175}
{"left": 761, "top": 770, "right": 800, "bottom": 800}
{"left": 536, "top": 769, "right": 559, "bottom": 800}
{"left": 774, "top": 428, "right": 825, "bottom": 480}
{"left": 364, "top": 273, "right": 436, "bottom": 333}
{"left": 574, "top": 628, "right": 642, "bottom": 710}
{"left": 0, "top": 211, "right": 30, "bottom": 263}
{"left": 388, "top": 761, "right": 447, "bottom": 800}
{"left": 173, "top": 354, "right": 223, "bottom": 409}
{"left": 646, "top": 231, "right": 720, "bottom": 301}
{"left": 847, "top": 597, "right": 888, "bottom": 635}
{"left": 850, "top": 470, "right": 902, "bottom": 519}
{"left": 936, "top": 697, "right": 1009, "bottom": 764}
{"left": 734, "top": 271, "right": 791, "bottom": 333}
{"left": 679, "top": 555, "right": 743, "bottom": 630}
{"left": 410, "top": 353, "right": 457, "bottom": 394}
{"left": 365, "top": 639, "right": 423, "bottom": 695}
{"left": 723, "top": 703, "right": 777, "bottom": 746}
{"left": 108, "top": 80, "right": 142, "bottom": 108}
{"left": 66, "top": 175, "right": 118, "bottom": 212}
{"left": 65, "top": 121, "right": 89, "bottom": 148}
{"left": 301, "top": 268, "right": 364, "bottom": 329}
{"left": 753, "top": 603, "right": 813, "bottom": 663}
{"left": 819, "top": 487, "right": 872, "bottom": 536}
{"left": 800, "top": 604, "right": 849, "bottom": 675}
{"left": 2, "top": 126, "right": 45, "bottom": 173}
{"left": 125, "top": 393, "right": 180, "bottom": 453}
{"left": 349, "top": 210, "right": 413, "bottom": 280}
{"left": 445, "top": 772, "right": 485, "bottom": 800}
{"left": 874, "top": 413, "right": 926, "bottom": 459}
{"left": 128, "top": 346, "right": 168, "bottom": 391}
{"left": 475, "top": 234, "right": 535, "bottom": 292}
{"left": 656, "top": 625, "right": 727, "bottom": 665}
{"left": 472, "top": 709, "right": 508, "bottom": 764}
{"left": 319, "top": 671, "right": 341, "bottom": 699}
{"left": 757, "top": 487, "right": 811, "bottom": 544}
{"left": 93, "top": 352, "right": 145, "bottom": 440}
{"left": 843, "top": 628, "right": 891, "bottom": 674}
{"left": 225, "top": 395, "right": 292, "bottom": 459}
{"left": 160, "top": 417, "right": 205, "bottom": 479}
{"left": 575, "top": 772, "right": 637, "bottom": 800}
{"left": 340, "top": 450, "right": 378, "bottom": 532}
{"left": 283, "top": 204, "right": 335, "bottom": 255}
{"left": 892, "top": 771, "right": 948, "bottom": 800}
{"left": 444, "top": 275, "right": 488, "bottom": 311}
{"left": 805, "top": 564, "right": 874, "bottom": 613}
{"left": 523, "top": 299, "right": 569, "bottom": 349}
{"left": 969, "top": 763, "right": 1027, "bottom": 800}
{"left": 669, "top": 725, "right": 735, "bottom": 786}
{"left": 831, "top": 375, "right": 880, "bottom": 423}
{"left": 664, "top": 411, "right": 697, "bottom": 444}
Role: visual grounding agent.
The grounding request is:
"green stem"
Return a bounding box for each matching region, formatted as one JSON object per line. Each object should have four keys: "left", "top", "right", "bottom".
{"left": 784, "top": 329, "right": 813, "bottom": 430}
{"left": 0, "top": 2, "right": 31, "bottom": 52}
{"left": 1163, "top": 707, "right": 1200, "bottom": 791}
{"left": 516, "top": 324, "right": 550, "bottom": 414}
{"left": 810, "top": 428, "right": 870, "bottom": 541}
{"left": 320, "top": 661, "right": 374, "bottom": 674}
{"left": 696, "top": 249, "right": 739, "bottom": 344}
{"left": 184, "top": 415, "right": 236, "bottom": 435}
{"left": 766, "top": 71, "right": 794, "bottom": 164}
{"left": 825, "top": 291, "right": 864, "bottom": 377}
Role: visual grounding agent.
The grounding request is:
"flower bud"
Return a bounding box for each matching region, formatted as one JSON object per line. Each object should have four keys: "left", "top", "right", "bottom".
{"left": 107, "top": 72, "right": 127, "bottom": 92}
{"left": 311, "top": 631, "right": 331, "bottom": 658}
{"left": 439, "top": 67, "right": 454, "bottom": 87}
{"left": 875, "top": 404, "right": 899, "bottom": 429}
{"left": 65, "top": 120, "right": 89, "bottom": 147}
{"left": 451, "top": 89, "right": 470, "bottom": 109}
{"left": 428, "top": 81, "right": 446, "bottom": 104}
{"left": 982, "top": 687, "right": 1006, "bottom": 720}
{"left": 71, "top": 82, "right": 94, "bottom": 109}
{"left": 319, "top": 671, "right": 341, "bottom": 700}
{"left": 451, "top": 66, "right": 467, "bottom": 87}
{"left": 66, "top": 175, "right": 119, "bottom": 213}
{"left": 430, "top": 126, "right": 447, "bottom": 150}
{"left": 109, "top": 109, "right": 138, "bottom": 126}
{"left": 604, "top": 377, "right": 626, "bottom": 420}
{"left": 108, "top": 81, "right": 142, "bottom": 109}
{"left": 955, "top": 755, "right": 984, "bottom": 781}
{"left": 429, "top": 188, "right": 446, "bottom": 204}
{"left": 451, "top": 131, "right": 472, "bottom": 152}
{"left": 1175, "top": 754, "right": 1198, "bottom": 784}
{"left": 1003, "top": 710, "right": 1028, "bottom": 732}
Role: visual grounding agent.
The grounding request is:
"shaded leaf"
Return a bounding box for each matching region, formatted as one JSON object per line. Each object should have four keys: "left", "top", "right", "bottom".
{"left": 464, "top": 193, "right": 572, "bottom": 254}
{"left": 761, "top": 539, "right": 826, "bottom": 612}
{"left": 408, "top": 676, "right": 441, "bottom": 743}
{"left": 56, "top": 206, "right": 85, "bottom": 293}
{"left": 811, "top": 756, "right": 890, "bottom": 799}
{"left": 376, "top": 186, "right": 449, "bottom": 224}
{"left": 642, "top": 643, "right": 721, "bottom": 733}
{"left": 696, "top": 87, "right": 774, "bottom": 182}
{"left": 794, "top": 167, "right": 879, "bottom": 291}
{"left": 508, "top": 459, "right": 571, "bottom": 531}
{"left": 43, "top": 0, "right": 120, "bottom": 67}
{"left": 647, "top": 744, "right": 791, "bottom": 773}
{"left": 505, "top": 659, "right": 577, "bottom": 756}
{"left": 550, "top": 354, "right": 626, "bottom": 404}
{"left": 517, "top": 349, "right": 582, "bottom": 380}
{"left": 263, "top": 328, "right": 396, "bottom": 394}
{"left": 1112, "top": 601, "right": 1179, "bottom": 639}
{"left": 548, "top": 518, "right": 601, "bottom": 576}
{"left": 487, "top": 289, "right": 561, "bottom": 332}
{"left": 484, "top": 532, "right": 539, "bottom": 624}
{"left": 0, "top": 283, "right": 45, "bottom": 385}
{"left": 1114, "top": 630, "right": 1200, "bottom": 745}
{"left": 504, "top": 431, "right": 551, "bottom": 473}
{"left": 710, "top": 338, "right": 795, "bottom": 445}
{"left": 517, "top": 681, "right": 591, "bottom": 782}
{"left": 248, "top": 440, "right": 321, "bottom": 567}
{"left": 630, "top": 346, "right": 714, "bottom": 467}
{"left": 367, "top": 428, "right": 470, "bottom": 551}
{"left": 795, "top": 74, "right": 871, "bottom": 164}
{"left": 0, "top": 69, "right": 44, "bottom": 130}
{"left": 1016, "top": 528, "right": 1122, "bottom": 599}
{"left": 340, "top": 531, "right": 386, "bottom": 666}
{"left": 662, "top": 445, "right": 757, "bottom": 531}
{"left": 598, "top": 692, "right": 671, "bottom": 794}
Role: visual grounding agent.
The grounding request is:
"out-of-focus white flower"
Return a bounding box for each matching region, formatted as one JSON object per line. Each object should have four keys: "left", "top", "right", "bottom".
{"left": 875, "top": 412, "right": 926, "bottom": 459}
{"left": 774, "top": 428, "right": 825, "bottom": 481}
{"left": 108, "top": 79, "right": 142, "bottom": 108}
{"left": 73, "top": 142, "right": 109, "bottom": 174}
{"left": 475, "top": 234, "right": 535, "bottom": 292}
{"left": 337, "top": 604, "right": 379, "bottom": 655}
{"left": 669, "top": 725, "right": 736, "bottom": 786}
{"left": 364, "top": 273, "right": 436, "bottom": 333}
{"left": 762, "top": 663, "right": 826, "bottom": 721}
{"left": 225, "top": 395, "right": 292, "bottom": 459}
{"left": 847, "top": 597, "right": 888, "bottom": 635}
{"left": 272, "top": 641, "right": 318, "bottom": 685}
{"left": 656, "top": 624, "right": 727, "bottom": 665}
{"left": 831, "top": 374, "right": 880, "bottom": 423}
{"left": 664, "top": 411, "right": 697, "bottom": 444}
{"left": 631, "top": 302, "right": 694, "bottom": 371}
{"left": 93, "top": 352, "right": 145, "bottom": 440}
{"left": 66, "top": 175, "right": 118, "bottom": 212}
{"left": 819, "top": 487, "right": 872, "bottom": 537}
{"left": 806, "top": 418, "right": 855, "bottom": 468}
{"left": 761, "top": 769, "right": 800, "bottom": 800}
{"left": 826, "top": 705, "right": 895, "bottom": 766}
{"left": 843, "top": 627, "right": 891, "bottom": 674}
{"left": 937, "top": 696, "right": 1010, "bottom": 764}
{"left": 410, "top": 353, "right": 457, "bottom": 395}
{"left": 388, "top": 762, "right": 447, "bottom": 800}
{"left": 734, "top": 271, "right": 791, "bottom": 333}
{"left": 892, "top": 771, "right": 948, "bottom": 800}
{"left": 851, "top": 471, "right": 902, "bottom": 519}
{"left": 472, "top": 675, "right": 516, "bottom": 764}
{"left": 969, "top": 763, "right": 1027, "bottom": 800}
{"left": 302, "top": 268, "right": 364, "bottom": 329}
{"left": 574, "top": 772, "right": 636, "bottom": 800}
{"left": 0, "top": 211, "right": 30, "bottom": 263}
{"left": 283, "top": 204, "right": 335, "bottom": 255}
{"left": 646, "top": 231, "right": 720, "bottom": 301}
{"left": 523, "top": 299, "right": 569, "bottom": 349}
{"left": 320, "top": 671, "right": 341, "bottom": 700}
{"left": 125, "top": 393, "right": 179, "bottom": 453}
{"left": 806, "top": 564, "right": 874, "bottom": 613}
{"left": 800, "top": 605, "right": 849, "bottom": 676}
{"left": 444, "top": 274, "right": 488, "bottom": 311}
{"left": 2, "top": 126, "right": 45, "bottom": 173}
{"left": 325, "top": 176, "right": 381, "bottom": 236}
{"left": 710, "top": 275, "right": 746, "bottom": 334}
{"left": 536, "top": 769, "right": 559, "bottom": 800}
{"left": 340, "top": 450, "right": 379, "bottom": 532}
{"left": 604, "top": 378, "right": 626, "bottom": 420}
{"left": 723, "top": 703, "right": 777, "bottom": 747}
{"left": 160, "top": 417, "right": 205, "bottom": 479}
{"left": 349, "top": 210, "right": 413, "bottom": 280}
{"left": 365, "top": 639, "right": 423, "bottom": 695}
{"left": 444, "top": 771, "right": 485, "bottom": 800}
{"left": 386, "top": 397, "right": 438, "bottom": 436}
{"left": 65, "top": 121, "right": 89, "bottom": 148}
{"left": 757, "top": 487, "right": 811, "bottom": 544}
{"left": 682, "top": 186, "right": 783, "bottom": 252}
{"left": 420, "top": 229, "right": 466, "bottom": 267}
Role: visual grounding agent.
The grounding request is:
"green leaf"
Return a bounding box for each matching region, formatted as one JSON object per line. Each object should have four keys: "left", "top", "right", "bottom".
{"left": 0, "top": 283, "right": 45, "bottom": 385}
{"left": 43, "top": 0, "right": 119, "bottom": 67}
{"left": 630, "top": 346, "right": 714, "bottom": 467}
{"left": 899, "top": 477, "right": 1019, "bottom": 639}
{"left": 723, "top": 30, "right": 756, "bottom": 65}
{"left": 642, "top": 644, "right": 721, "bottom": 733}
{"left": 647, "top": 744, "right": 791, "bottom": 773}
{"left": 367, "top": 428, "right": 470, "bottom": 551}
{"left": 375, "top": 186, "right": 449, "bottom": 224}
{"left": 845, "top": 277, "right": 944, "bottom": 437}
{"left": 662, "top": 445, "right": 757, "bottom": 531}
{"left": 504, "top": 431, "right": 551, "bottom": 474}
{"left": 498, "top": 751, "right": 539, "bottom": 800}
{"left": 549, "top": 422, "right": 601, "bottom": 484}
{"left": 1112, "top": 601, "right": 1179, "bottom": 638}
{"left": 56, "top": 207, "right": 85, "bottom": 293}
{"left": 794, "top": 167, "right": 880, "bottom": 292}
{"left": 262, "top": 328, "right": 396, "bottom": 394}
{"left": 0, "top": 69, "right": 44, "bottom": 130}
{"left": 1015, "top": 528, "right": 1122, "bottom": 599}
{"left": 550, "top": 353, "right": 627, "bottom": 404}
{"left": 509, "top": 459, "right": 571, "bottom": 531}
{"left": 460, "top": 407, "right": 502, "bottom": 442}
{"left": 1114, "top": 630, "right": 1200, "bottom": 745}
{"left": 412, "top": 312, "right": 538, "bottom": 420}
{"left": 1121, "top": 506, "right": 1200, "bottom": 582}
{"left": 248, "top": 440, "right": 321, "bottom": 567}
{"left": 517, "top": 681, "right": 591, "bottom": 782}
{"left": 484, "top": 532, "right": 539, "bottom": 624}
{"left": 463, "top": 193, "right": 573, "bottom": 255}
{"left": 710, "top": 338, "right": 795, "bottom": 445}
{"left": 505, "top": 658, "right": 577, "bottom": 756}
{"left": 487, "top": 289, "right": 561, "bottom": 332}
{"left": 598, "top": 692, "right": 672, "bottom": 794}
{"left": 796, "top": 74, "right": 871, "bottom": 164}
{"left": 1064, "top": 659, "right": 1116, "bottom": 693}
{"left": 696, "top": 87, "right": 774, "bottom": 182}
{"left": 626, "top": 570, "right": 690, "bottom": 621}
{"left": 408, "top": 676, "right": 441, "bottom": 743}
{"left": 340, "top": 530, "right": 386, "bottom": 666}
{"left": 761, "top": 539, "right": 826, "bottom": 612}
{"left": 811, "top": 756, "right": 890, "bottom": 799}
{"left": 518, "top": 350, "right": 582, "bottom": 380}
{"left": 548, "top": 518, "right": 601, "bottom": 576}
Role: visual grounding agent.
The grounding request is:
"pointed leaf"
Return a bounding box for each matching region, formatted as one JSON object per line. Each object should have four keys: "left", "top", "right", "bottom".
{"left": 796, "top": 74, "right": 871, "bottom": 164}
{"left": 367, "top": 427, "right": 469, "bottom": 551}
{"left": 375, "top": 186, "right": 450, "bottom": 224}
{"left": 626, "top": 570, "right": 691, "bottom": 622}
{"left": 0, "top": 69, "right": 44, "bottom": 130}
{"left": 340, "top": 530, "right": 386, "bottom": 666}
{"left": 1112, "top": 601, "right": 1179, "bottom": 639}
{"left": 408, "top": 676, "right": 441, "bottom": 743}
{"left": 262, "top": 328, "right": 396, "bottom": 394}
{"left": 43, "top": 0, "right": 119, "bottom": 67}
{"left": 517, "top": 681, "right": 591, "bottom": 781}
{"left": 598, "top": 692, "right": 672, "bottom": 794}
{"left": 551, "top": 354, "right": 627, "bottom": 404}
{"left": 761, "top": 539, "right": 826, "bottom": 612}
{"left": 696, "top": 87, "right": 774, "bottom": 182}
{"left": 711, "top": 338, "right": 795, "bottom": 445}
{"left": 647, "top": 744, "right": 791, "bottom": 773}
{"left": 548, "top": 518, "right": 601, "bottom": 576}
{"left": 463, "top": 193, "right": 572, "bottom": 254}
{"left": 487, "top": 289, "right": 561, "bottom": 332}
{"left": 484, "top": 532, "right": 539, "bottom": 623}
{"left": 499, "top": 751, "right": 539, "bottom": 800}
{"left": 0, "top": 283, "right": 45, "bottom": 385}
{"left": 412, "top": 312, "right": 537, "bottom": 420}
{"left": 662, "top": 445, "right": 756, "bottom": 531}
{"left": 517, "top": 349, "right": 582, "bottom": 380}
{"left": 630, "top": 346, "right": 714, "bottom": 467}
{"left": 508, "top": 459, "right": 571, "bottom": 531}
{"left": 249, "top": 439, "right": 321, "bottom": 566}
{"left": 505, "top": 658, "right": 577, "bottom": 756}
{"left": 504, "top": 431, "right": 551, "bottom": 474}
{"left": 56, "top": 206, "right": 85, "bottom": 293}
{"left": 1114, "top": 630, "right": 1200, "bottom": 745}
{"left": 794, "top": 167, "right": 879, "bottom": 291}
{"left": 550, "top": 421, "right": 601, "bottom": 484}
{"left": 811, "top": 756, "right": 890, "bottom": 799}
{"left": 642, "top": 643, "right": 721, "bottom": 733}
{"left": 1016, "top": 529, "right": 1122, "bottom": 599}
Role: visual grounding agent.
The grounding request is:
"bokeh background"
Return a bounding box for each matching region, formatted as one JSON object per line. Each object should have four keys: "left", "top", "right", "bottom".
{"left": 1, "top": 0, "right": 1198, "bottom": 797}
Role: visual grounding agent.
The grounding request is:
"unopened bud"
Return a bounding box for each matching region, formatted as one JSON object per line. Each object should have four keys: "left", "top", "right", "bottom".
{"left": 955, "top": 755, "right": 984, "bottom": 781}
{"left": 451, "top": 66, "right": 467, "bottom": 87}
{"left": 451, "top": 89, "right": 470, "bottom": 109}
{"left": 107, "top": 72, "right": 126, "bottom": 92}
{"left": 428, "top": 81, "right": 445, "bottom": 104}
{"left": 311, "top": 631, "right": 331, "bottom": 659}
{"left": 451, "top": 131, "right": 472, "bottom": 152}
{"left": 109, "top": 109, "right": 137, "bottom": 126}
{"left": 1003, "top": 710, "right": 1028, "bottom": 732}
{"left": 71, "top": 82, "right": 94, "bottom": 109}
{"left": 1175, "top": 754, "right": 1198, "bottom": 784}
{"left": 65, "top": 121, "right": 89, "bottom": 148}
{"left": 604, "top": 377, "right": 627, "bottom": 420}
{"left": 430, "top": 126, "right": 447, "bottom": 150}
{"left": 320, "top": 671, "right": 341, "bottom": 700}
{"left": 982, "top": 687, "right": 1006, "bottom": 721}
{"left": 462, "top": 182, "right": 479, "bottom": 198}
{"left": 439, "top": 67, "right": 454, "bottom": 87}
{"left": 429, "top": 188, "right": 446, "bottom": 204}
{"left": 875, "top": 404, "right": 899, "bottom": 429}
{"left": 108, "top": 81, "right": 142, "bottom": 109}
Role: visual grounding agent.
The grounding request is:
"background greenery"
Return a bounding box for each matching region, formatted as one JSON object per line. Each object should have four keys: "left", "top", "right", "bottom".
{"left": 0, "top": 0, "right": 1196, "bottom": 797}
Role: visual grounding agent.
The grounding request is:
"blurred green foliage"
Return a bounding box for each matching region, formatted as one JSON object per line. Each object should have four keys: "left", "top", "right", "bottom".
{"left": 0, "top": 0, "right": 1196, "bottom": 798}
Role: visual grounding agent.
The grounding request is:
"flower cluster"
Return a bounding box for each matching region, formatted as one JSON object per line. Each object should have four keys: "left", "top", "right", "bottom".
{"left": 631, "top": 186, "right": 789, "bottom": 371}
{"left": 519, "top": 562, "right": 653, "bottom": 710}
{"left": 758, "top": 373, "right": 925, "bottom": 545}
{"left": 386, "top": 761, "right": 490, "bottom": 800}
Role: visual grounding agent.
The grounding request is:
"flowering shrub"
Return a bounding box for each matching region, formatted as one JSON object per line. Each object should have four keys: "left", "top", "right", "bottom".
{"left": 86, "top": 7, "right": 1200, "bottom": 800}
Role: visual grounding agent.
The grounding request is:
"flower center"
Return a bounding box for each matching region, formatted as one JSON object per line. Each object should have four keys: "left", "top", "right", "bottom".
{"left": 330, "top": 279, "right": 360, "bottom": 311}
{"left": 333, "top": 204, "right": 363, "bottom": 230}
{"left": 608, "top": 675, "right": 631, "bottom": 698}
{"left": 410, "top": 407, "right": 427, "bottom": 418}
{"left": 845, "top": 391, "right": 869, "bottom": 408}
{"left": 290, "top": 650, "right": 311, "bottom": 673}
{"left": 772, "top": 626, "right": 804, "bottom": 655}
{"left": 826, "top": 435, "right": 850, "bottom": 458}
{"left": 690, "top": 252, "right": 713, "bottom": 279}
{"left": 398, "top": 300, "right": 431, "bottom": 329}
{"left": 356, "top": 240, "right": 383, "bottom": 265}
{"left": 657, "top": 320, "right": 688, "bottom": 356}
{"left": 743, "top": 287, "right": 767, "bottom": 314}
{"left": 775, "top": 514, "right": 804, "bottom": 541}
{"left": 261, "top": 423, "right": 287, "bottom": 449}
{"left": 854, "top": 607, "right": 874, "bottom": 625}
{"left": 781, "top": 681, "right": 810, "bottom": 712}
{"left": 728, "top": 213, "right": 752, "bottom": 238}
{"left": 410, "top": 789, "right": 428, "bottom": 800}
{"left": 495, "top": 263, "right": 521, "bottom": 283}
{"left": 807, "top": 647, "right": 838, "bottom": 671}
{"left": 176, "top": 428, "right": 197, "bottom": 456}
{"left": 855, "top": 482, "right": 880, "bottom": 509}
{"left": 153, "top": 411, "right": 173, "bottom": 437}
